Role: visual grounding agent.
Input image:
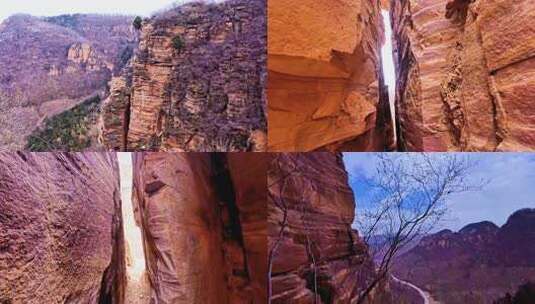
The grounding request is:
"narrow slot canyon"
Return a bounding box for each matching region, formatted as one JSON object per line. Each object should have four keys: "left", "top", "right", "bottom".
{"left": 0, "top": 152, "right": 267, "bottom": 304}
{"left": 268, "top": 0, "right": 535, "bottom": 152}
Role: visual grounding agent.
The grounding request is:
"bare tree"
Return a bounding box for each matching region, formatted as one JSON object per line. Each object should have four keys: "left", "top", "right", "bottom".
{"left": 354, "top": 153, "right": 486, "bottom": 304}
{"left": 267, "top": 154, "right": 319, "bottom": 304}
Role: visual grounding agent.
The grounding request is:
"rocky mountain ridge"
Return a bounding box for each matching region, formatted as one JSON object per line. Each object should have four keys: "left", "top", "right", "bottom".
{"left": 102, "top": 0, "right": 267, "bottom": 152}
{"left": 393, "top": 208, "right": 535, "bottom": 303}
{"left": 0, "top": 13, "right": 136, "bottom": 149}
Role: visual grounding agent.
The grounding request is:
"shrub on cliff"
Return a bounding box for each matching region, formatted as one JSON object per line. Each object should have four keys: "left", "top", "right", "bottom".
{"left": 171, "top": 35, "right": 185, "bottom": 52}
{"left": 133, "top": 16, "right": 142, "bottom": 30}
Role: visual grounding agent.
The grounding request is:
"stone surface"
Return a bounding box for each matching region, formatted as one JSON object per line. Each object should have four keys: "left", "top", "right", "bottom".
{"left": 0, "top": 152, "right": 125, "bottom": 303}
{"left": 268, "top": 153, "right": 388, "bottom": 303}
{"left": 392, "top": 0, "right": 535, "bottom": 151}
{"left": 393, "top": 209, "right": 535, "bottom": 303}
{"left": 268, "top": 0, "right": 393, "bottom": 151}
{"left": 0, "top": 14, "right": 136, "bottom": 149}
{"left": 103, "top": 0, "right": 267, "bottom": 152}
{"left": 132, "top": 152, "right": 267, "bottom": 303}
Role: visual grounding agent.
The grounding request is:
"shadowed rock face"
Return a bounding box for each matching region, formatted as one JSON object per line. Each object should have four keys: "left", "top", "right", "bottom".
{"left": 392, "top": 0, "right": 535, "bottom": 151}
{"left": 0, "top": 14, "right": 135, "bottom": 149}
{"left": 393, "top": 209, "right": 535, "bottom": 303}
{"left": 0, "top": 152, "right": 125, "bottom": 304}
{"left": 268, "top": 153, "right": 387, "bottom": 303}
{"left": 131, "top": 152, "right": 267, "bottom": 303}
{"left": 267, "top": 0, "right": 394, "bottom": 152}
{"left": 103, "top": 0, "right": 267, "bottom": 152}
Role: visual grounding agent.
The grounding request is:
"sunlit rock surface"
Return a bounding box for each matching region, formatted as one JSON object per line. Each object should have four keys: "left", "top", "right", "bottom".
{"left": 132, "top": 152, "right": 267, "bottom": 303}
{"left": 0, "top": 152, "right": 125, "bottom": 303}
{"left": 392, "top": 0, "right": 535, "bottom": 151}
{"left": 103, "top": 0, "right": 267, "bottom": 152}
{"left": 268, "top": 0, "right": 393, "bottom": 152}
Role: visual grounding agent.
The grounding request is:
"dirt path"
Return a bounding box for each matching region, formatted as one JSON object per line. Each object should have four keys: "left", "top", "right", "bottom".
{"left": 391, "top": 275, "right": 441, "bottom": 304}
{"left": 124, "top": 272, "right": 151, "bottom": 304}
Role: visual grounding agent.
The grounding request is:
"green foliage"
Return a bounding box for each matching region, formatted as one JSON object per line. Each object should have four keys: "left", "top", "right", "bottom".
{"left": 133, "top": 16, "right": 143, "bottom": 30}
{"left": 171, "top": 35, "right": 185, "bottom": 51}
{"left": 25, "top": 96, "right": 101, "bottom": 151}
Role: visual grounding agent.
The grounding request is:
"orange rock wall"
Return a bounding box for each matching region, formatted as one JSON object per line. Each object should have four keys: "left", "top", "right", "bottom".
{"left": 392, "top": 0, "right": 535, "bottom": 151}
{"left": 132, "top": 152, "right": 267, "bottom": 303}
{"left": 268, "top": 153, "right": 382, "bottom": 303}
{"left": 268, "top": 0, "right": 392, "bottom": 151}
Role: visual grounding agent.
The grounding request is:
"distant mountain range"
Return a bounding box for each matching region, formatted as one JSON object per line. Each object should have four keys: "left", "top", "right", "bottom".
{"left": 0, "top": 13, "right": 136, "bottom": 149}
{"left": 392, "top": 208, "right": 535, "bottom": 303}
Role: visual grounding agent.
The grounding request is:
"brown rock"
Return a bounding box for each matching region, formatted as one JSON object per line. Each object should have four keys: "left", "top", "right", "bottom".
{"left": 0, "top": 152, "right": 125, "bottom": 303}
{"left": 268, "top": 0, "right": 393, "bottom": 151}
{"left": 132, "top": 152, "right": 267, "bottom": 303}
{"left": 392, "top": 0, "right": 535, "bottom": 151}
{"left": 102, "top": 0, "right": 267, "bottom": 152}
{"left": 268, "top": 153, "right": 386, "bottom": 303}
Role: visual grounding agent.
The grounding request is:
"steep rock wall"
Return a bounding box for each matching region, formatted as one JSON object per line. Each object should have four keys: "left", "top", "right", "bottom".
{"left": 268, "top": 0, "right": 393, "bottom": 152}
{"left": 131, "top": 152, "right": 266, "bottom": 303}
{"left": 0, "top": 152, "right": 125, "bottom": 304}
{"left": 392, "top": 0, "right": 535, "bottom": 151}
{"left": 268, "top": 153, "right": 385, "bottom": 303}
{"left": 103, "top": 0, "right": 266, "bottom": 152}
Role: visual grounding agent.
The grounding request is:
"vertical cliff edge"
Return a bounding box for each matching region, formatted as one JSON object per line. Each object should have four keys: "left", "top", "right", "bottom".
{"left": 268, "top": 153, "right": 389, "bottom": 303}
{"left": 392, "top": 0, "right": 535, "bottom": 151}
{"left": 102, "top": 0, "right": 267, "bottom": 152}
{"left": 131, "top": 152, "right": 267, "bottom": 303}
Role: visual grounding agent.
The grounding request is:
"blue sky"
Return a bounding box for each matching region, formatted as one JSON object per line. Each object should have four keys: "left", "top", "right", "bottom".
{"left": 0, "top": 0, "right": 217, "bottom": 22}
{"left": 343, "top": 153, "right": 535, "bottom": 232}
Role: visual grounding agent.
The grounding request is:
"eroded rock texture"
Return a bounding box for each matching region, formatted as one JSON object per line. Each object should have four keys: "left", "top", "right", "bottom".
{"left": 0, "top": 152, "right": 125, "bottom": 304}
{"left": 103, "top": 0, "right": 267, "bottom": 152}
{"left": 268, "top": 0, "right": 393, "bottom": 152}
{"left": 268, "top": 153, "right": 386, "bottom": 303}
{"left": 392, "top": 0, "right": 535, "bottom": 151}
{"left": 131, "top": 152, "right": 267, "bottom": 303}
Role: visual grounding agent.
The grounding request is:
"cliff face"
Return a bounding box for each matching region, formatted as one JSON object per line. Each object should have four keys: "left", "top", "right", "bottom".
{"left": 0, "top": 14, "right": 135, "bottom": 149}
{"left": 268, "top": 0, "right": 393, "bottom": 152}
{"left": 103, "top": 0, "right": 267, "bottom": 152}
{"left": 0, "top": 152, "right": 125, "bottom": 303}
{"left": 392, "top": 0, "right": 535, "bottom": 151}
{"left": 393, "top": 209, "right": 535, "bottom": 303}
{"left": 268, "top": 153, "right": 385, "bottom": 303}
{"left": 131, "top": 152, "right": 267, "bottom": 303}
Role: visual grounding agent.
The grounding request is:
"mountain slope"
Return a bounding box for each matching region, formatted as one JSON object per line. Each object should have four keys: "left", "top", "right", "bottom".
{"left": 393, "top": 209, "right": 535, "bottom": 303}
{"left": 0, "top": 14, "right": 135, "bottom": 149}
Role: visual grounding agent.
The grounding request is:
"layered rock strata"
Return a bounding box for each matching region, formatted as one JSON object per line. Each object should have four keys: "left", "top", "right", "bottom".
{"left": 103, "top": 0, "right": 267, "bottom": 152}
{"left": 268, "top": 0, "right": 393, "bottom": 151}
{"left": 392, "top": 0, "right": 535, "bottom": 151}
{"left": 268, "top": 153, "right": 385, "bottom": 303}
{"left": 0, "top": 152, "right": 125, "bottom": 303}
{"left": 131, "top": 152, "right": 267, "bottom": 303}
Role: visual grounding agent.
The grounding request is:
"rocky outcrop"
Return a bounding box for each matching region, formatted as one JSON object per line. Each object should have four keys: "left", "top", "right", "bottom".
{"left": 268, "top": 153, "right": 388, "bottom": 303}
{"left": 0, "top": 152, "right": 125, "bottom": 303}
{"left": 0, "top": 14, "right": 135, "bottom": 149}
{"left": 392, "top": 0, "right": 535, "bottom": 151}
{"left": 393, "top": 209, "right": 535, "bottom": 303}
{"left": 131, "top": 152, "right": 267, "bottom": 303}
{"left": 103, "top": 0, "right": 266, "bottom": 152}
{"left": 268, "top": 0, "right": 393, "bottom": 152}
